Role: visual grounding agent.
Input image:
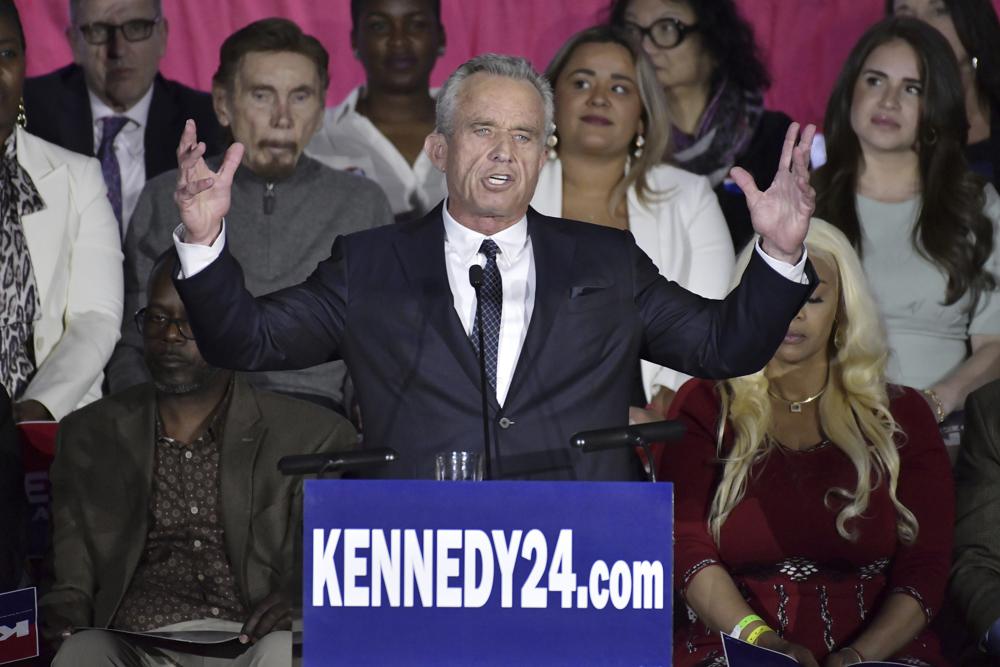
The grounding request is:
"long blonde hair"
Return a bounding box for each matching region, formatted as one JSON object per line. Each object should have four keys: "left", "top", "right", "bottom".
{"left": 709, "top": 220, "right": 918, "bottom": 546}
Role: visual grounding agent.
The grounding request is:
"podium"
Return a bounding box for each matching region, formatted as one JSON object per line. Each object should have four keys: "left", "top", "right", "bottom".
{"left": 302, "top": 479, "right": 673, "bottom": 666}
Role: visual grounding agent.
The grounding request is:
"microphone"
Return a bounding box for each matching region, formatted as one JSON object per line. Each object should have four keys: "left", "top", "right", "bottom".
{"left": 469, "top": 264, "right": 484, "bottom": 288}
{"left": 570, "top": 421, "right": 685, "bottom": 483}
{"left": 469, "top": 264, "right": 493, "bottom": 480}
{"left": 571, "top": 421, "right": 686, "bottom": 452}
{"left": 277, "top": 447, "right": 398, "bottom": 476}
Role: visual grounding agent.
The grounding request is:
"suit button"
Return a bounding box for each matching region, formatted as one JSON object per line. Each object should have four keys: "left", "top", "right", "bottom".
{"left": 498, "top": 417, "right": 513, "bottom": 429}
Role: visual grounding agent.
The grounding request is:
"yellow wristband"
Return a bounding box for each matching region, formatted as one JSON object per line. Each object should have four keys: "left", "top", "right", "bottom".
{"left": 732, "top": 614, "right": 764, "bottom": 639}
{"left": 746, "top": 625, "right": 775, "bottom": 646}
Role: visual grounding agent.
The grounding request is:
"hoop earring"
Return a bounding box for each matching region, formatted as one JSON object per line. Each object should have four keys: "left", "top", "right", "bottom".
{"left": 547, "top": 132, "right": 558, "bottom": 161}
{"left": 16, "top": 98, "right": 26, "bottom": 128}
{"left": 833, "top": 327, "right": 844, "bottom": 349}
{"left": 632, "top": 133, "right": 645, "bottom": 159}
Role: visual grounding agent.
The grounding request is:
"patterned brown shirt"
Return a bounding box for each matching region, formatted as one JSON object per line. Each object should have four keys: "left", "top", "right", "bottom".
{"left": 114, "top": 386, "right": 249, "bottom": 631}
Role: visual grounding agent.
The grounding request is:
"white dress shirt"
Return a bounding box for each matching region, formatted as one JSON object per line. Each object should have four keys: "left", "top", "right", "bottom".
{"left": 306, "top": 87, "right": 447, "bottom": 218}
{"left": 90, "top": 85, "right": 153, "bottom": 237}
{"left": 441, "top": 203, "right": 534, "bottom": 406}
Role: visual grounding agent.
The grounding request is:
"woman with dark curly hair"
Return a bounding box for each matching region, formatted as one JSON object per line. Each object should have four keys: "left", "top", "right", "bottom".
{"left": 887, "top": 0, "right": 1000, "bottom": 188}
{"left": 608, "top": 0, "right": 793, "bottom": 251}
{"left": 813, "top": 16, "right": 1000, "bottom": 427}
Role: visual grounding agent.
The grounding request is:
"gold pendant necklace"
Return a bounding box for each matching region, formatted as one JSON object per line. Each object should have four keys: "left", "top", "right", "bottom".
{"left": 767, "top": 385, "right": 826, "bottom": 413}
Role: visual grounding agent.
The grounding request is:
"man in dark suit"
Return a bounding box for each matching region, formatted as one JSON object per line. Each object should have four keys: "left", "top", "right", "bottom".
{"left": 170, "top": 54, "right": 818, "bottom": 480}
{"left": 952, "top": 378, "right": 1000, "bottom": 660}
{"left": 41, "top": 250, "right": 357, "bottom": 665}
{"left": 23, "top": 0, "right": 222, "bottom": 236}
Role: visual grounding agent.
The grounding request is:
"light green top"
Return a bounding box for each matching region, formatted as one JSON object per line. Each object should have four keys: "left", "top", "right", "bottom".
{"left": 858, "top": 186, "right": 1000, "bottom": 389}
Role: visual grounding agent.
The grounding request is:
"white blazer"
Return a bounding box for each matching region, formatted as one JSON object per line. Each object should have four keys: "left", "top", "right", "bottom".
{"left": 531, "top": 159, "right": 735, "bottom": 400}
{"left": 16, "top": 126, "right": 123, "bottom": 420}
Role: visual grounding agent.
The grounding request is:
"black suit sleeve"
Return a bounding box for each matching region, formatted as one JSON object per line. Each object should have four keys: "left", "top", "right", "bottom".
{"left": 0, "top": 387, "right": 25, "bottom": 591}
{"left": 635, "top": 240, "right": 815, "bottom": 380}
{"left": 175, "top": 236, "right": 351, "bottom": 372}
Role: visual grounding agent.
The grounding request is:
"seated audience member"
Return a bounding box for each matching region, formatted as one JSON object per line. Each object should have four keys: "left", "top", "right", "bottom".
{"left": 663, "top": 220, "right": 953, "bottom": 666}
{"left": 888, "top": 0, "right": 1000, "bottom": 188}
{"left": 23, "top": 0, "right": 224, "bottom": 239}
{"left": 0, "top": 386, "right": 26, "bottom": 592}
{"left": 608, "top": 0, "right": 795, "bottom": 251}
{"left": 307, "top": 0, "right": 447, "bottom": 220}
{"left": 953, "top": 378, "right": 1000, "bottom": 662}
{"left": 0, "top": 0, "right": 122, "bottom": 423}
{"left": 108, "top": 18, "right": 393, "bottom": 412}
{"left": 532, "top": 25, "right": 733, "bottom": 414}
{"left": 813, "top": 17, "right": 1000, "bottom": 427}
{"left": 42, "top": 249, "right": 358, "bottom": 666}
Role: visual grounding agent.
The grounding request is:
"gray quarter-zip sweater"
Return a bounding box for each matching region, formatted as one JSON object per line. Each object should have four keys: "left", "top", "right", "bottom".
{"left": 110, "top": 154, "right": 393, "bottom": 410}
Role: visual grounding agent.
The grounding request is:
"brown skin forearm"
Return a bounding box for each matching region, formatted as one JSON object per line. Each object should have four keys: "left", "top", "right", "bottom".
{"left": 686, "top": 564, "right": 819, "bottom": 666}
{"left": 844, "top": 593, "right": 926, "bottom": 662}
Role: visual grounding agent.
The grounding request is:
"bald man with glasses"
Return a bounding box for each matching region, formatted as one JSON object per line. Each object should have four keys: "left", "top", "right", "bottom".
{"left": 24, "top": 0, "right": 223, "bottom": 239}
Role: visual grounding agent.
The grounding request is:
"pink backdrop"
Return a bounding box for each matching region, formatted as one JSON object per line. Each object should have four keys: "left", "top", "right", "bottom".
{"left": 18, "top": 0, "right": 1000, "bottom": 127}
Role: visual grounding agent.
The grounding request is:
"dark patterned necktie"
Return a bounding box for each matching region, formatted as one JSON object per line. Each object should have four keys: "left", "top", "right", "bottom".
{"left": 98, "top": 116, "right": 129, "bottom": 234}
{"left": 470, "top": 239, "right": 502, "bottom": 391}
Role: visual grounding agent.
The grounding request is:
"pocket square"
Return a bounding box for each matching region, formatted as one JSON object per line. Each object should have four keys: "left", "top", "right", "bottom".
{"left": 570, "top": 283, "right": 611, "bottom": 298}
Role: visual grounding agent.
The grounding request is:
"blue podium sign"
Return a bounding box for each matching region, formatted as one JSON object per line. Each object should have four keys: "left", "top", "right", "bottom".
{"left": 303, "top": 480, "right": 672, "bottom": 666}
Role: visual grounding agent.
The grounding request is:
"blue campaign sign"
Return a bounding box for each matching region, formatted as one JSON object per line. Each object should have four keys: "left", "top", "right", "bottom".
{"left": 0, "top": 587, "right": 39, "bottom": 664}
{"left": 303, "top": 480, "right": 672, "bottom": 666}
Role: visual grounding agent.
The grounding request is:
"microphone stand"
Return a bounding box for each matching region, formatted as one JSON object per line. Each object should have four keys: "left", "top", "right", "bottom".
{"left": 571, "top": 421, "right": 687, "bottom": 483}
{"left": 469, "top": 265, "right": 494, "bottom": 480}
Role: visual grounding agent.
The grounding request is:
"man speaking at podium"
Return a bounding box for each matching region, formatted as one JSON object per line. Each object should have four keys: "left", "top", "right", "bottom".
{"left": 170, "top": 54, "right": 817, "bottom": 480}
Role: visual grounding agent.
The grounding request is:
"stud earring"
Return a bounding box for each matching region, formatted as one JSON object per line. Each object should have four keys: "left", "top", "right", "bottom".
{"left": 546, "top": 132, "right": 558, "bottom": 160}
{"left": 437, "top": 46, "right": 446, "bottom": 57}
{"left": 16, "top": 98, "right": 26, "bottom": 128}
{"left": 972, "top": 56, "right": 979, "bottom": 71}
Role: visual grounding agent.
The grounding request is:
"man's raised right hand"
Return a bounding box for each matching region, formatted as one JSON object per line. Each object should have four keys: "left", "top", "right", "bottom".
{"left": 174, "top": 119, "right": 245, "bottom": 246}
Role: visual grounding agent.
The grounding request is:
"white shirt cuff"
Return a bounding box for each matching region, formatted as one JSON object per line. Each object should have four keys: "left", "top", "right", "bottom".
{"left": 754, "top": 239, "right": 809, "bottom": 285}
{"left": 172, "top": 222, "right": 226, "bottom": 278}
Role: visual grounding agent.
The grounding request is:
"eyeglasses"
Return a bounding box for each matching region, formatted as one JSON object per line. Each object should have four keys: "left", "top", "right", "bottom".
{"left": 76, "top": 17, "right": 161, "bottom": 45}
{"left": 134, "top": 308, "right": 195, "bottom": 340}
{"left": 622, "top": 17, "right": 700, "bottom": 50}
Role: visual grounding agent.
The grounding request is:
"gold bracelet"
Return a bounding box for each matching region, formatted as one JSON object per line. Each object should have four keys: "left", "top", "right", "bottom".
{"left": 921, "top": 388, "right": 946, "bottom": 423}
{"left": 746, "top": 625, "right": 774, "bottom": 646}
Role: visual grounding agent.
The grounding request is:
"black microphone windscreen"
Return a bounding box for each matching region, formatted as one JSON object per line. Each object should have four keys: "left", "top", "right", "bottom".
{"left": 469, "top": 264, "right": 484, "bottom": 288}
{"left": 278, "top": 448, "right": 398, "bottom": 475}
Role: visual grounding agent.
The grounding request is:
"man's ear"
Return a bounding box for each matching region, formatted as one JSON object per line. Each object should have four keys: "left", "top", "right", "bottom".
{"left": 424, "top": 132, "right": 448, "bottom": 173}
{"left": 212, "top": 86, "right": 232, "bottom": 128}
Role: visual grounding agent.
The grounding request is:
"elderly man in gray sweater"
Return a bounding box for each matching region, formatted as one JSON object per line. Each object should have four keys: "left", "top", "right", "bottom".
{"left": 109, "top": 19, "right": 392, "bottom": 415}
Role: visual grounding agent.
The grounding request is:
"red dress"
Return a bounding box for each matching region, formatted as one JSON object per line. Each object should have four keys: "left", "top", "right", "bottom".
{"left": 661, "top": 380, "right": 954, "bottom": 667}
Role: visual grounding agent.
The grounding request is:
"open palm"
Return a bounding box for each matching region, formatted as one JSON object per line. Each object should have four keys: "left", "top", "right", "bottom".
{"left": 730, "top": 122, "right": 817, "bottom": 263}
{"left": 173, "top": 119, "right": 245, "bottom": 245}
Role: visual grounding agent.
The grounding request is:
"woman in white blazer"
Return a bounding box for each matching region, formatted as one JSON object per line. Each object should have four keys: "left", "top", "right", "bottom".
{"left": 0, "top": 2, "right": 122, "bottom": 422}
{"left": 533, "top": 25, "right": 734, "bottom": 413}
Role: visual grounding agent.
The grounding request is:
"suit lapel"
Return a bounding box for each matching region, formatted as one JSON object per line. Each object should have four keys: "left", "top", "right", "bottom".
{"left": 219, "top": 378, "right": 265, "bottom": 594}
{"left": 144, "top": 76, "right": 177, "bottom": 176}
{"left": 17, "top": 128, "right": 69, "bottom": 305}
{"left": 59, "top": 67, "right": 95, "bottom": 156}
{"left": 113, "top": 386, "right": 157, "bottom": 599}
{"left": 506, "top": 210, "right": 575, "bottom": 402}
{"left": 394, "top": 207, "right": 494, "bottom": 407}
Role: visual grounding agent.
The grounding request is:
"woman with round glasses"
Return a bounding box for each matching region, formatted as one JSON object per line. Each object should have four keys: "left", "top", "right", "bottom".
{"left": 609, "top": 0, "right": 795, "bottom": 252}
{"left": 886, "top": 0, "right": 1000, "bottom": 189}
{"left": 0, "top": 0, "right": 123, "bottom": 422}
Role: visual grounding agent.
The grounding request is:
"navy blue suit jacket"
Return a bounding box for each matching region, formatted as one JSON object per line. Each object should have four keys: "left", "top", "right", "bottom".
{"left": 23, "top": 64, "right": 224, "bottom": 177}
{"left": 176, "top": 204, "right": 814, "bottom": 480}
